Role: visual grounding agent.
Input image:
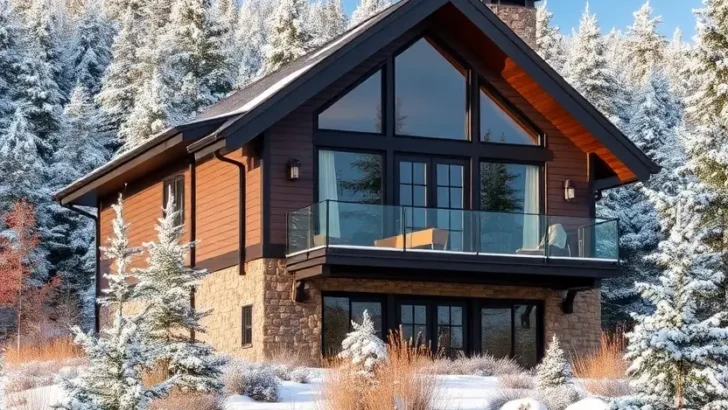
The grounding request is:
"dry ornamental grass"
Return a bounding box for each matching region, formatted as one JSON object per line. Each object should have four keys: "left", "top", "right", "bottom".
{"left": 571, "top": 331, "right": 631, "bottom": 397}
{"left": 3, "top": 337, "right": 83, "bottom": 367}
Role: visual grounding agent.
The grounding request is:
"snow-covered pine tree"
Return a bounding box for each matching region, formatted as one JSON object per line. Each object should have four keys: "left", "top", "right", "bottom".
{"left": 120, "top": 69, "right": 176, "bottom": 151}
{"left": 563, "top": 4, "right": 626, "bottom": 129}
{"left": 0, "top": 0, "right": 23, "bottom": 131}
{"left": 236, "top": 0, "right": 275, "bottom": 87}
{"left": 68, "top": 0, "right": 115, "bottom": 96}
{"left": 136, "top": 195, "right": 225, "bottom": 393}
{"left": 97, "top": 0, "right": 146, "bottom": 151}
{"left": 535, "top": 335, "right": 571, "bottom": 389}
{"left": 624, "top": 1, "right": 665, "bottom": 86}
{"left": 339, "top": 310, "right": 387, "bottom": 378}
{"left": 264, "top": 0, "right": 312, "bottom": 74}
{"left": 306, "top": 0, "right": 327, "bottom": 49}
{"left": 0, "top": 105, "right": 51, "bottom": 280}
{"left": 25, "top": 0, "right": 72, "bottom": 101}
{"left": 663, "top": 28, "right": 692, "bottom": 99}
{"left": 56, "top": 196, "right": 175, "bottom": 410}
{"left": 46, "top": 86, "right": 109, "bottom": 326}
{"left": 323, "top": 0, "right": 347, "bottom": 42}
{"left": 157, "top": 0, "right": 235, "bottom": 121}
{"left": 600, "top": 69, "right": 682, "bottom": 328}
{"left": 213, "top": 0, "right": 240, "bottom": 77}
{"left": 617, "top": 188, "right": 728, "bottom": 410}
{"left": 350, "top": 0, "right": 390, "bottom": 27}
{"left": 535, "top": 1, "right": 565, "bottom": 72}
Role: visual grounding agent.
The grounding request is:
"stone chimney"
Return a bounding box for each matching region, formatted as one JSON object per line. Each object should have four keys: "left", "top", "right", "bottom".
{"left": 485, "top": 0, "right": 538, "bottom": 46}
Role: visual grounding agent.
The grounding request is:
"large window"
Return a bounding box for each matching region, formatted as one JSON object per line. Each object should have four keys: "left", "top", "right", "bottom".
{"left": 480, "top": 162, "right": 540, "bottom": 254}
{"left": 480, "top": 87, "right": 537, "bottom": 145}
{"left": 318, "top": 150, "right": 383, "bottom": 245}
{"left": 318, "top": 70, "right": 383, "bottom": 133}
{"left": 163, "top": 176, "right": 184, "bottom": 227}
{"left": 481, "top": 303, "right": 540, "bottom": 368}
{"left": 323, "top": 295, "right": 383, "bottom": 356}
{"left": 395, "top": 38, "right": 467, "bottom": 140}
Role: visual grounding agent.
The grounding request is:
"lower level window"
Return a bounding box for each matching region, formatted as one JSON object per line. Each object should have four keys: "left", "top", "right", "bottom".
{"left": 481, "top": 303, "right": 539, "bottom": 368}
{"left": 323, "top": 296, "right": 383, "bottom": 356}
{"left": 242, "top": 306, "right": 252, "bottom": 346}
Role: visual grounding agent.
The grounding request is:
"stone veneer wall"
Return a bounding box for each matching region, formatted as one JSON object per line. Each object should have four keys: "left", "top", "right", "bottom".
{"left": 487, "top": 4, "right": 537, "bottom": 46}
{"left": 194, "top": 258, "right": 601, "bottom": 361}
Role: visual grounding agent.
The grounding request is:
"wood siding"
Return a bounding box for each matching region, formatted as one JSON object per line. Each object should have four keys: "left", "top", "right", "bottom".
{"left": 266, "top": 19, "right": 593, "bottom": 245}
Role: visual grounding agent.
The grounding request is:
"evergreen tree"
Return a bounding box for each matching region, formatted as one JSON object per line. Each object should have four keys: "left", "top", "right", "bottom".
{"left": 236, "top": 0, "right": 275, "bottom": 87}
{"left": 535, "top": 335, "right": 571, "bottom": 389}
{"left": 120, "top": 69, "right": 176, "bottom": 151}
{"left": 136, "top": 195, "right": 225, "bottom": 393}
{"left": 158, "top": 0, "right": 235, "bottom": 120}
{"left": 339, "top": 310, "right": 387, "bottom": 378}
{"left": 664, "top": 28, "right": 692, "bottom": 99}
{"left": 601, "top": 70, "right": 683, "bottom": 328}
{"left": 624, "top": 1, "right": 665, "bottom": 86}
{"left": 46, "top": 86, "right": 109, "bottom": 320}
{"left": 97, "top": 0, "right": 145, "bottom": 151}
{"left": 57, "top": 196, "right": 175, "bottom": 410}
{"left": 323, "top": 0, "right": 347, "bottom": 41}
{"left": 479, "top": 162, "right": 521, "bottom": 212}
{"left": 617, "top": 189, "right": 728, "bottom": 410}
{"left": 264, "top": 0, "right": 312, "bottom": 74}
{"left": 350, "top": 0, "right": 389, "bottom": 27}
{"left": 25, "top": 0, "right": 72, "bottom": 101}
{"left": 68, "top": 0, "right": 115, "bottom": 96}
{"left": 306, "top": 0, "right": 327, "bottom": 48}
{"left": 564, "top": 4, "right": 625, "bottom": 128}
{"left": 0, "top": 0, "right": 23, "bottom": 131}
{"left": 535, "top": 1, "right": 565, "bottom": 72}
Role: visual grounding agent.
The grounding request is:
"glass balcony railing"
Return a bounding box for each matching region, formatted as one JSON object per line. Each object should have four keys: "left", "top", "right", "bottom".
{"left": 287, "top": 200, "right": 619, "bottom": 261}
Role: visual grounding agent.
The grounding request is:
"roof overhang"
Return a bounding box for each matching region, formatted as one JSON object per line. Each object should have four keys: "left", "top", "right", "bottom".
{"left": 54, "top": 117, "right": 227, "bottom": 207}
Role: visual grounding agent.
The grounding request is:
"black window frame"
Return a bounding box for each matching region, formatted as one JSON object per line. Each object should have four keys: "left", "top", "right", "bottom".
{"left": 163, "top": 175, "right": 185, "bottom": 227}
{"left": 477, "top": 299, "right": 544, "bottom": 368}
{"left": 478, "top": 80, "right": 542, "bottom": 147}
{"left": 242, "top": 305, "right": 253, "bottom": 347}
{"left": 321, "top": 292, "right": 387, "bottom": 356}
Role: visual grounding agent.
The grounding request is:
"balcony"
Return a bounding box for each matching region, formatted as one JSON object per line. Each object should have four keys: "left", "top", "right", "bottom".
{"left": 286, "top": 201, "right": 620, "bottom": 286}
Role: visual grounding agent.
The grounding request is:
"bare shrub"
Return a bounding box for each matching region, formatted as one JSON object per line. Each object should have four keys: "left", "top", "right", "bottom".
{"left": 266, "top": 346, "right": 317, "bottom": 368}
{"left": 223, "top": 361, "right": 278, "bottom": 402}
{"left": 5, "top": 358, "right": 87, "bottom": 393}
{"left": 534, "top": 385, "right": 583, "bottom": 410}
{"left": 582, "top": 378, "right": 632, "bottom": 397}
{"left": 484, "top": 389, "right": 533, "bottom": 410}
{"left": 426, "top": 353, "right": 523, "bottom": 376}
{"left": 150, "top": 393, "right": 222, "bottom": 410}
{"left": 499, "top": 373, "right": 535, "bottom": 390}
{"left": 318, "top": 330, "right": 440, "bottom": 410}
{"left": 288, "top": 367, "right": 311, "bottom": 383}
{"left": 572, "top": 331, "right": 628, "bottom": 380}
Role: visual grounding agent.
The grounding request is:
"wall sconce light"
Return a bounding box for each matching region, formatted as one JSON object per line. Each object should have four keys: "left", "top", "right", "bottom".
{"left": 564, "top": 179, "right": 575, "bottom": 201}
{"left": 287, "top": 158, "right": 301, "bottom": 181}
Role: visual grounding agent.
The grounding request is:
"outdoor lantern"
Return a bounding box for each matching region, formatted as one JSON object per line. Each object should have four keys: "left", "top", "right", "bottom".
{"left": 287, "top": 158, "right": 301, "bottom": 181}
{"left": 564, "top": 179, "right": 575, "bottom": 201}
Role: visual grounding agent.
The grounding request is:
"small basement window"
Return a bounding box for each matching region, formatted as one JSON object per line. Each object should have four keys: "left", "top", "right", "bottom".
{"left": 163, "top": 176, "right": 184, "bottom": 227}
{"left": 242, "top": 306, "right": 253, "bottom": 346}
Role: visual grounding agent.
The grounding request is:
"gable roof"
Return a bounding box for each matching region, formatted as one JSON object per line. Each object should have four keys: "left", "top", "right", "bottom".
{"left": 56, "top": 0, "right": 658, "bottom": 207}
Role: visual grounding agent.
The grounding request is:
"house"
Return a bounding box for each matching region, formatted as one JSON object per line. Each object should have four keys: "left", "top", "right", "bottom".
{"left": 55, "top": 0, "right": 658, "bottom": 366}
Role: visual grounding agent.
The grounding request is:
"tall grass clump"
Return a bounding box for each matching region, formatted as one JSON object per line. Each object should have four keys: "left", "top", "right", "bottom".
{"left": 3, "top": 337, "right": 82, "bottom": 367}
{"left": 318, "top": 330, "right": 440, "bottom": 410}
{"left": 571, "top": 331, "right": 631, "bottom": 396}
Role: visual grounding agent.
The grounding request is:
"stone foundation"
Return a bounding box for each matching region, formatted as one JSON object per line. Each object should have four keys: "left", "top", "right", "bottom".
{"left": 195, "top": 258, "right": 601, "bottom": 361}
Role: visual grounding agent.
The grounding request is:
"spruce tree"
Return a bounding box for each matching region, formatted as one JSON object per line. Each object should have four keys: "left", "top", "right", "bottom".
{"left": 25, "top": 0, "right": 72, "bottom": 101}
{"left": 324, "top": 0, "right": 347, "bottom": 41}
{"left": 624, "top": 1, "right": 665, "bottom": 86}
{"left": 564, "top": 4, "right": 625, "bottom": 128}
{"left": 535, "top": 335, "right": 571, "bottom": 389}
{"left": 0, "top": 0, "right": 23, "bottom": 131}
{"left": 264, "top": 0, "right": 312, "bottom": 74}
{"left": 535, "top": 1, "right": 565, "bottom": 72}
{"left": 120, "top": 69, "right": 176, "bottom": 151}
{"left": 664, "top": 28, "right": 692, "bottom": 99}
{"left": 236, "top": 0, "right": 275, "bottom": 87}
{"left": 136, "top": 195, "right": 225, "bottom": 393}
{"left": 57, "top": 196, "right": 175, "bottom": 410}
{"left": 350, "top": 0, "right": 390, "bottom": 27}
{"left": 68, "top": 0, "right": 115, "bottom": 96}
{"left": 339, "top": 310, "right": 387, "bottom": 378}
{"left": 617, "top": 189, "right": 728, "bottom": 410}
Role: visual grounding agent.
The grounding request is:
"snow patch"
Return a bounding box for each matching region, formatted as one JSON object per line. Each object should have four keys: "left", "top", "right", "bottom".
{"left": 565, "top": 397, "right": 609, "bottom": 410}
{"left": 500, "top": 398, "right": 548, "bottom": 410}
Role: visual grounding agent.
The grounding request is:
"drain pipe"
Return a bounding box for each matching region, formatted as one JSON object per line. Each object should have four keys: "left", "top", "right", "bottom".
{"left": 214, "top": 150, "right": 246, "bottom": 273}
{"left": 62, "top": 204, "right": 100, "bottom": 332}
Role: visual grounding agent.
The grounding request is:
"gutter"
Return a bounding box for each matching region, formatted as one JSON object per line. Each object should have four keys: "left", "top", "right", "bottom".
{"left": 214, "top": 150, "right": 247, "bottom": 274}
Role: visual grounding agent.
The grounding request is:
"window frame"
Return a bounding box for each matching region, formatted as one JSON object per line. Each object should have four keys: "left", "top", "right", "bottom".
{"left": 321, "top": 292, "right": 387, "bottom": 356}
{"left": 242, "top": 305, "right": 253, "bottom": 347}
{"left": 162, "top": 175, "right": 185, "bottom": 227}
{"left": 477, "top": 299, "right": 544, "bottom": 368}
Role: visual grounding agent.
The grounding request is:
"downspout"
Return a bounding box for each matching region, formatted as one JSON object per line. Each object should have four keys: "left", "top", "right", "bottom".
{"left": 62, "top": 204, "right": 100, "bottom": 333}
{"left": 189, "top": 159, "right": 197, "bottom": 341}
{"left": 214, "top": 150, "right": 246, "bottom": 274}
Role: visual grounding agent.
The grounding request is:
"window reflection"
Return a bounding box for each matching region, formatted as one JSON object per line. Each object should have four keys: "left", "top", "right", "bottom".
{"left": 323, "top": 296, "right": 383, "bottom": 356}
{"left": 395, "top": 38, "right": 467, "bottom": 140}
{"left": 480, "top": 87, "right": 537, "bottom": 145}
{"left": 318, "top": 70, "right": 382, "bottom": 133}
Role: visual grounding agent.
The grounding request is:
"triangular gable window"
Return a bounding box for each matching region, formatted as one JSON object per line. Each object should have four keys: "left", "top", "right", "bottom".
{"left": 318, "top": 70, "right": 383, "bottom": 134}
{"left": 480, "top": 87, "right": 537, "bottom": 145}
{"left": 395, "top": 38, "right": 467, "bottom": 140}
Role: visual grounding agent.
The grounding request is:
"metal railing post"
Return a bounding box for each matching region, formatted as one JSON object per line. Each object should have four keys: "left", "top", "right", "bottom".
{"left": 325, "top": 200, "right": 330, "bottom": 248}
{"left": 402, "top": 207, "right": 407, "bottom": 252}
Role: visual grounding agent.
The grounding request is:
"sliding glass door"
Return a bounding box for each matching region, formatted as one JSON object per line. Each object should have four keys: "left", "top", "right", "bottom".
{"left": 480, "top": 302, "right": 541, "bottom": 368}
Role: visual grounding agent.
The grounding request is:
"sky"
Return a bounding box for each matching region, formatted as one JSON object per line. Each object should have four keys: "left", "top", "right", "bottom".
{"left": 340, "top": 0, "right": 704, "bottom": 40}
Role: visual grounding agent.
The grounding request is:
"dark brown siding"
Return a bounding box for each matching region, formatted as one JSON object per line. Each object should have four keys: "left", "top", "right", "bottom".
{"left": 266, "top": 20, "right": 594, "bottom": 246}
